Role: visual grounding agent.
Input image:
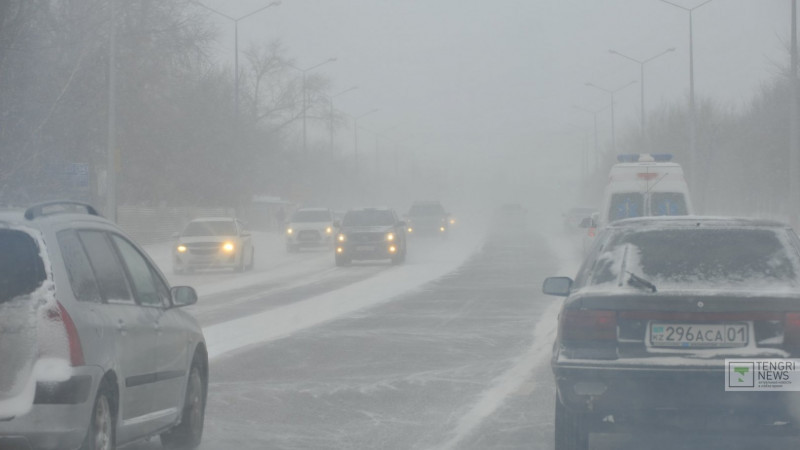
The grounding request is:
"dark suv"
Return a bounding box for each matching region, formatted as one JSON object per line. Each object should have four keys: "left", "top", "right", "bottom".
{"left": 0, "top": 201, "right": 207, "bottom": 450}
{"left": 334, "top": 208, "right": 407, "bottom": 266}
{"left": 406, "top": 200, "right": 449, "bottom": 237}
{"left": 542, "top": 216, "right": 800, "bottom": 449}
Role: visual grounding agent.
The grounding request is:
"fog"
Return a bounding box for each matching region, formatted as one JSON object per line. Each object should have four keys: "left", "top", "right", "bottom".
{"left": 1, "top": 1, "right": 793, "bottom": 222}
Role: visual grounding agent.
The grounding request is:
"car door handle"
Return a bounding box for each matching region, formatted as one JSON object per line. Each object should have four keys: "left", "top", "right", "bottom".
{"left": 153, "top": 323, "right": 162, "bottom": 334}
{"left": 117, "top": 319, "right": 127, "bottom": 334}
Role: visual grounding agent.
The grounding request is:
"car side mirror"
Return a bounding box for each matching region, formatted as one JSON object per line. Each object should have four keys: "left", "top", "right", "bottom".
{"left": 241, "top": 230, "right": 251, "bottom": 237}
{"left": 171, "top": 286, "right": 198, "bottom": 307}
{"left": 579, "top": 217, "right": 596, "bottom": 228}
{"left": 542, "top": 277, "right": 573, "bottom": 296}
{"left": 333, "top": 220, "right": 341, "bottom": 228}
{"left": 398, "top": 220, "right": 407, "bottom": 227}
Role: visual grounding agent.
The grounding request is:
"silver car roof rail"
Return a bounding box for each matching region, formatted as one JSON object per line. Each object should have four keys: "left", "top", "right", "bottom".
{"left": 24, "top": 201, "right": 101, "bottom": 220}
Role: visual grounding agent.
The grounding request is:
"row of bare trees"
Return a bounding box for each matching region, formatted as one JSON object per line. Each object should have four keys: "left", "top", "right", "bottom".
{"left": 0, "top": 0, "right": 361, "bottom": 211}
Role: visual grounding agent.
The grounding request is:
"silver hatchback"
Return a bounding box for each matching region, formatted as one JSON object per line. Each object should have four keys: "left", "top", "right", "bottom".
{"left": 0, "top": 201, "right": 207, "bottom": 450}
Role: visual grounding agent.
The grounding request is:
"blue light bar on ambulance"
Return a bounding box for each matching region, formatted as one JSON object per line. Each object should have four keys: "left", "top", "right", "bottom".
{"left": 617, "top": 153, "right": 673, "bottom": 163}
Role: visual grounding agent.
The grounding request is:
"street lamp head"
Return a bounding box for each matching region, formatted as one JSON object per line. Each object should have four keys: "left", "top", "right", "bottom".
{"left": 667, "top": 47, "right": 676, "bottom": 52}
{"left": 608, "top": 49, "right": 618, "bottom": 55}
{"left": 329, "top": 57, "right": 338, "bottom": 62}
{"left": 270, "top": 1, "right": 282, "bottom": 6}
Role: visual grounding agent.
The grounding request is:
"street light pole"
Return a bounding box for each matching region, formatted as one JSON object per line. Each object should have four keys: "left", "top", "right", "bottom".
{"left": 585, "top": 80, "right": 637, "bottom": 154}
{"left": 353, "top": 109, "right": 379, "bottom": 177}
{"left": 660, "top": 0, "right": 712, "bottom": 207}
{"left": 287, "top": 58, "right": 338, "bottom": 154}
{"left": 193, "top": 2, "right": 281, "bottom": 125}
{"left": 328, "top": 86, "right": 358, "bottom": 157}
{"left": 609, "top": 47, "right": 675, "bottom": 143}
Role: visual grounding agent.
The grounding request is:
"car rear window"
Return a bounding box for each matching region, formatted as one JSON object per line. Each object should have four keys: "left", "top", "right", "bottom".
{"left": 590, "top": 228, "right": 799, "bottom": 290}
{"left": 608, "top": 193, "right": 644, "bottom": 222}
{"left": 0, "top": 229, "right": 46, "bottom": 304}
{"left": 650, "top": 192, "right": 688, "bottom": 216}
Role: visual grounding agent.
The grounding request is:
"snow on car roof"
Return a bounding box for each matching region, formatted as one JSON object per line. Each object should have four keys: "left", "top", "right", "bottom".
{"left": 606, "top": 215, "right": 787, "bottom": 229}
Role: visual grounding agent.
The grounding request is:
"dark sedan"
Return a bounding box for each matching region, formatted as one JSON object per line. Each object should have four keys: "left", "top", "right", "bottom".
{"left": 543, "top": 216, "right": 800, "bottom": 449}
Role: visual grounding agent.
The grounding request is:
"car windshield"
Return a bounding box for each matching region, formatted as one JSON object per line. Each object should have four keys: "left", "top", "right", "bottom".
{"left": 182, "top": 220, "right": 237, "bottom": 236}
{"left": 291, "top": 210, "right": 330, "bottom": 222}
{"left": 342, "top": 210, "right": 395, "bottom": 227}
{"left": 589, "top": 228, "right": 800, "bottom": 290}
{"left": 408, "top": 203, "right": 444, "bottom": 216}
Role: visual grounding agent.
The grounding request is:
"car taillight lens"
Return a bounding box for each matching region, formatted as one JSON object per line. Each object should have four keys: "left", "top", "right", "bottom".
{"left": 43, "top": 302, "right": 85, "bottom": 366}
{"left": 560, "top": 309, "right": 617, "bottom": 342}
{"left": 784, "top": 313, "right": 800, "bottom": 350}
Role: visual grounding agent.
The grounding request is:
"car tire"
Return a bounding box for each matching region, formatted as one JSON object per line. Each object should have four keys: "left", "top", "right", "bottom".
{"left": 554, "top": 397, "right": 588, "bottom": 450}
{"left": 161, "top": 357, "right": 206, "bottom": 449}
{"left": 234, "top": 254, "right": 245, "bottom": 273}
{"left": 335, "top": 254, "right": 350, "bottom": 266}
{"left": 81, "top": 379, "right": 116, "bottom": 450}
{"left": 247, "top": 248, "right": 255, "bottom": 271}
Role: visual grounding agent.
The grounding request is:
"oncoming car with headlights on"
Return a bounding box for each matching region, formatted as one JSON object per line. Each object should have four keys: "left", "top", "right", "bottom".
{"left": 173, "top": 217, "right": 254, "bottom": 273}
{"left": 334, "top": 208, "right": 407, "bottom": 266}
{"left": 542, "top": 216, "right": 800, "bottom": 449}
{"left": 285, "top": 207, "right": 335, "bottom": 252}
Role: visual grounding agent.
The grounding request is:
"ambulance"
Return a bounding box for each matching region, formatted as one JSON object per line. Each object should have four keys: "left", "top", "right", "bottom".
{"left": 596, "top": 153, "right": 693, "bottom": 228}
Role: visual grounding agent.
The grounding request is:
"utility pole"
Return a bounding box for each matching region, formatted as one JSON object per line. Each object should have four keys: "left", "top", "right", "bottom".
{"left": 106, "top": 0, "right": 117, "bottom": 222}
{"left": 790, "top": 0, "right": 799, "bottom": 222}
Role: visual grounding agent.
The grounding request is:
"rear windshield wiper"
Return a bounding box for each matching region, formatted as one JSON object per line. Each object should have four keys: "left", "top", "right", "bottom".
{"left": 627, "top": 271, "right": 657, "bottom": 293}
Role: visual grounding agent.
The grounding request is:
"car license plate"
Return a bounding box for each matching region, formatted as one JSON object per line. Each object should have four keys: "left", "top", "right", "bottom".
{"left": 649, "top": 322, "right": 748, "bottom": 348}
{"left": 356, "top": 245, "right": 375, "bottom": 252}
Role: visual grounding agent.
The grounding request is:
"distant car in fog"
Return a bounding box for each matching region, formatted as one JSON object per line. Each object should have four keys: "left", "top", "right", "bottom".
{"left": 285, "top": 207, "right": 335, "bottom": 252}
{"left": 405, "top": 200, "right": 450, "bottom": 238}
{"left": 334, "top": 207, "right": 407, "bottom": 266}
{"left": 173, "top": 217, "right": 254, "bottom": 273}
{"left": 562, "top": 207, "right": 596, "bottom": 232}
{"left": 543, "top": 216, "right": 800, "bottom": 448}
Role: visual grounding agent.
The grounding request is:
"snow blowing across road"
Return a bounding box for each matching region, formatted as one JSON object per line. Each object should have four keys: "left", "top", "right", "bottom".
{"left": 203, "top": 228, "right": 486, "bottom": 360}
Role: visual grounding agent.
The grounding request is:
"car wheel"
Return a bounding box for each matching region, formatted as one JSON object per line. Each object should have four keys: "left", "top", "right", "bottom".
{"left": 161, "top": 358, "right": 206, "bottom": 449}
{"left": 81, "top": 379, "right": 116, "bottom": 450}
{"left": 554, "top": 397, "right": 588, "bottom": 450}
{"left": 247, "top": 248, "right": 255, "bottom": 271}
{"left": 234, "top": 254, "right": 245, "bottom": 273}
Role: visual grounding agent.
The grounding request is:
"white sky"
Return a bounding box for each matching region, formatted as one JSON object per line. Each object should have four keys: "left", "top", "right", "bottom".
{"left": 200, "top": 0, "right": 791, "bottom": 207}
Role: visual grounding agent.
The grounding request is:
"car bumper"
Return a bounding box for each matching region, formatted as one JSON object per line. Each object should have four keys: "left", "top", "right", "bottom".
{"left": 287, "top": 234, "right": 333, "bottom": 247}
{"left": 174, "top": 252, "right": 239, "bottom": 269}
{"left": 554, "top": 363, "right": 800, "bottom": 434}
{"left": 0, "top": 366, "right": 102, "bottom": 450}
{"left": 337, "top": 243, "right": 400, "bottom": 261}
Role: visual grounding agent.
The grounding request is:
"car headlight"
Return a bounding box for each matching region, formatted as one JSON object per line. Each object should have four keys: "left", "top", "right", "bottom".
{"left": 326, "top": 226, "right": 333, "bottom": 234}
{"left": 286, "top": 227, "right": 293, "bottom": 235}
{"left": 408, "top": 227, "right": 413, "bottom": 233}
{"left": 440, "top": 226, "right": 446, "bottom": 232}
{"left": 386, "top": 232, "right": 395, "bottom": 242}
{"left": 338, "top": 233, "right": 346, "bottom": 242}
{"left": 222, "top": 242, "right": 235, "bottom": 253}
{"left": 177, "top": 245, "right": 187, "bottom": 253}
{"left": 450, "top": 218, "right": 456, "bottom": 225}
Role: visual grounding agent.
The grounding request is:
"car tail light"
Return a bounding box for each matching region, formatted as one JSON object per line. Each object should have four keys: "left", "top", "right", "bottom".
{"left": 42, "top": 301, "right": 85, "bottom": 366}
{"left": 560, "top": 309, "right": 617, "bottom": 342}
{"left": 784, "top": 313, "right": 800, "bottom": 350}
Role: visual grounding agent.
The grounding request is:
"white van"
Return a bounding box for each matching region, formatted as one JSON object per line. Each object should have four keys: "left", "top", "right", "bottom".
{"left": 597, "top": 153, "right": 693, "bottom": 228}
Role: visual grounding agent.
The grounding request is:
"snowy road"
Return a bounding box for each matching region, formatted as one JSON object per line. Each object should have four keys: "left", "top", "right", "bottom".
{"left": 121, "top": 222, "right": 793, "bottom": 449}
